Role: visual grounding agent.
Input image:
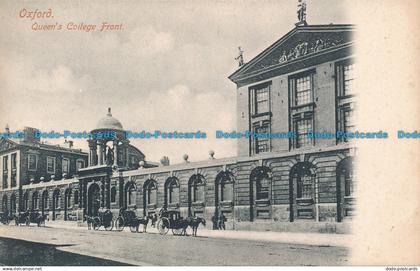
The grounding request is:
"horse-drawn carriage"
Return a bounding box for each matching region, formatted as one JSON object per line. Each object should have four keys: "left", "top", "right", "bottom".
{"left": 0, "top": 211, "right": 12, "bottom": 225}
{"left": 157, "top": 210, "right": 206, "bottom": 236}
{"left": 115, "top": 208, "right": 150, "bottom": 233}
{"left": 14, "top": 210, "right": 47, "bottom": 227}
{"left": 86, "top": 209, "right": 113, "bottom": 231}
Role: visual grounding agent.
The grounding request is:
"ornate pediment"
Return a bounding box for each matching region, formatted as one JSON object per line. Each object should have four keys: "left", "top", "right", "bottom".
{"left": 229, "top": 25, "right": 355, "bottom": 83}
{"left": 0, "top": 138, "right": 18, "bottom": 153}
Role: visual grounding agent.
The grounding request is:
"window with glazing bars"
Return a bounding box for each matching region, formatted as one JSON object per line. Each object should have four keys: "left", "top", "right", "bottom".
{"left": 255, "top": 125, "right": 269, "bottom": 153}
{"left": 295, "top": 75, "right": 312, "bottom": 106}
{"left": 297, "top": 175, "right": 313, "bottom": 199}
{"left": 343, "top": 109, "right": 355, "bottom": 132}
{"left": 253, "top": 85, "right": 270, "bottom": 114}
{"left": 296, "top": 119, "right": 312, "bottom": 148}
{"left": 343, "top": 63, "right": 355, "bottom": 95}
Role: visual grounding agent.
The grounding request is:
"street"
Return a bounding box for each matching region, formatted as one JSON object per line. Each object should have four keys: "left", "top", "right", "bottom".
{"left": 0, "top": 225, "right": 349, "bottom": 266}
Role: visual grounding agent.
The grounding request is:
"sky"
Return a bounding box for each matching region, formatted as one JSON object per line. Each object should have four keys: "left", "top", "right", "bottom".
{"left": 0, "top": 0, "right": 351, "bottom": 164}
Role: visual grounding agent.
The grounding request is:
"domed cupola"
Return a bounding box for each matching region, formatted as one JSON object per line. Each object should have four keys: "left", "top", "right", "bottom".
{"left": 94, "top": 108, "right": 123, "bottom": 131}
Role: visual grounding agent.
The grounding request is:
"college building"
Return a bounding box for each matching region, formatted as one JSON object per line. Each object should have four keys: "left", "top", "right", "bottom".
{"left": 0, "top": 21, "right": 356, "bottom": 232}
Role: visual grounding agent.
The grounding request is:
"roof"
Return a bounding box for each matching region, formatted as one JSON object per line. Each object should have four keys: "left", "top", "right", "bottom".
{"left": 0, "top": 137, "right": 87, "bottom": 155}
{"left": 94, "top": 108, "right": 123, "bottom": 131}
{"left": 229, "top": 24, "right": 355, "bottom": 86}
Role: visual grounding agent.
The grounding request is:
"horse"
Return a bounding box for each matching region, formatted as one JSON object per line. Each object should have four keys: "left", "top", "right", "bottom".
{"left": 187, "top": 217, "right": 206, "bottom": 237}
{"left": 84, "top": 215, "right": 95, "bottom": 230}
{"left": 136, "top": 214, "right": 153, "bottom": 233}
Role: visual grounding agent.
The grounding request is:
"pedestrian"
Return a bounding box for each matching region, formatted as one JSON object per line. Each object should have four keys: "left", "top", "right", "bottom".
{"left": 218, "top": 212, "right": 226, "bottom": 230}
{"left": 211, "top": 214, "right": 218, "bottom": 230}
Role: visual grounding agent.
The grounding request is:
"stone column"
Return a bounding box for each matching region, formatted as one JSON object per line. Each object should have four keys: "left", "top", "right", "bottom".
{"left": 98, "top": 141, "right": 104, "bottom": 165}
{"left": 113, "top": 140, "right": 118, "bottom": 168}
{"left": 105, "top": 176, "right": 111, "bottom": 209}
{"left": 101, "top": 177, "right": 105, "bottom": 208}
{"left": 88, "top": 140, "right": 96, "bottom": 166}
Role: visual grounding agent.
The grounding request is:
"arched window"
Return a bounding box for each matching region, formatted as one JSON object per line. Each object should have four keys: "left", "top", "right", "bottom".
{"left": 165, "top": 177, "right": 180, "bottom": 206}
{"left": 41, "top": 190, "right": 48, "bottom": 211}
{"left": 53, "top": 189, "right": 60, "bottom": 210}
{"left": 144, "top": 180, "right": 157, "bottom": 205}
{"left": 126, "top": 182, "right": 136, "bottom": 206}
{"left": 65, "top": 189, "right": 72, "bottom": 208}
{"left": 251, "top": 167, "right": 271, "bottom": 201}
{"left": 189, "top": 174, "right": 205, "bottom": 203}
{"left": 295, "top": 167, "right": 315, "bottom": 200}
{"left": 73, "top": 190, "right": 79, "bottom": 205}
{"left": 110, "top": 187, "right": 116, "bottom": 203}
{"left": 22, "top": 192, "right": 29, "bottom": 211}
{"left": 216, "top": 171, "right": 235, "bottom": 202}
{"left": 10, "top": 194, "right": 16, "bottom": 214}
{"left": 32, "top": 191, "right": 39, "bottom": 210}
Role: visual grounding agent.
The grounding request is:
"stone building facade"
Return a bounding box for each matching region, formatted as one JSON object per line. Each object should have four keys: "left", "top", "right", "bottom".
{"left": 0, "top": 23, "right": 356, "bottom": 232}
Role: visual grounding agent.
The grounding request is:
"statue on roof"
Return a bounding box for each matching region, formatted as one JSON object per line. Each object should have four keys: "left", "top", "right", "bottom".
{"left": 296, "top": 0, "right": 307, "bottom": 26}
{"left": 235, "top": 46, "right": 244, "bottom": 67}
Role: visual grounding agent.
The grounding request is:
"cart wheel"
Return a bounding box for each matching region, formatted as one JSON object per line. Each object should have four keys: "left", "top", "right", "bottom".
{"left": 104, "top": 219, "right": 114, "bottom": 231}
{"left": 25, "top": 217, "right": 30, "bottom": 227}
{"left": 92, "top": 217, "right": 101, "bottom": 231}
{"left": 172, "top": 228, "right": 183, "bottom": 236}
{"left": 157, "top": 217, "right": 170, "bottom": 235}
{"left": 130, "top": 224, "right": 138, "bottom": 233}
{"left": 115, "top": 217, "right": 125, "bottom": 232}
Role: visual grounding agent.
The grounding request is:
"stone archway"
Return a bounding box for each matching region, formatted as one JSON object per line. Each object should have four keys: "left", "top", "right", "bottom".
{"left": 289, "top": 162, "right": 316, "bottom": 221}
{"left": 87, "top": 183, "right": 101, "bottom": 217}
{"left": 249, "top": 167, "right": 272, "bottom": 221}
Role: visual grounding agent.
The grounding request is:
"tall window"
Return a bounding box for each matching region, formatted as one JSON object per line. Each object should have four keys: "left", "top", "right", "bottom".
{"left": 110, "top": 187, "right": 116, "bottom": 203}
{"left": 295, "top": 75, "right": 312, "bottom": 106}
{"left": 32, "top": 191, "right": 39, "bottom": 210}
{"left": 11, "top": 153, "right": 17, "bottom": 170}
{"left": 3, "top": 156, "right": 8, "bottom": 189}
{"left": 62, "top": 158, "right": 70, "bottom": 174}
{"left": 251, "top": 83, "right": 270, "bottom": 115}
{"left": 295, "top": 118, "right": 312, "bottom": 148}
{"left": 250, "top": 167, "right": 271, "bottom": 203}
{"left": 165, "top": 177, "right": 179, "bottom": 205}
{"left": 41, "top": 191, "right": 48, "bottom": 211}
{"left": 23, "top": 192, "right": 29, "bottom": 211}
{"left": 53, "top": 190, "right": 60, "bottom": 209}
{"left": 74, "top": 190, "right": 79, "bottom": 205}
{"left": 11, "top": 154, "right": 17, "bottom": 187}
{"left": 47, "top": 157, "right": 56, "bottom": 174}
{"left": 343, "top": 63, "right": 355, "bottom": 96}
{"left": 190, "top": 175, "right": 205, "bottom": 203}
{"left": 219, "top": 173, "right": 234, "bottom": 202}
{"left": 256, "top": 177, "right": 270, "bottom": 200}
{"left": 28, "top": 154, "right": 37, "bottom": 171}
{"left": 145, "top": 181, "right": 157, "bottom": 205}
{"left": 65, "top": 190, "right": 72, "bottom": 208}
{"left": 336, "top": 60, "right": 356, "bottom": 142}
{"left": 254, "top": 125, "right": 270, "bottom": 154}
{"left": 127, "top": 183, "right": 136, "bottom": 206}
{"left": 344, "top": 170, "right": 354, "bottom": 197}
{"left": 3, "top": 156, "right": 8, "bottom": 171}
{"left": 343, "top": 108, "right": 355, "bottom": 133}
